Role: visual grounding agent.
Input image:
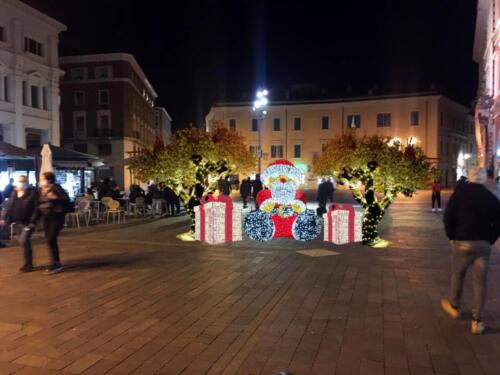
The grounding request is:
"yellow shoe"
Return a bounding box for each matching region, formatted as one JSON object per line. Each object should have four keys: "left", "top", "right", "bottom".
{"left": 471, "top": 320, "right": 485, "bottom": 335}
{"left": 441, "top": 298, "right": 460, "bottom": 319}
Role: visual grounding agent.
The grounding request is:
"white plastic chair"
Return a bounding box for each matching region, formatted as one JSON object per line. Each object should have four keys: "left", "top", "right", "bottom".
{"left": 106, "top": 199, "right": 125, "bottom": 224}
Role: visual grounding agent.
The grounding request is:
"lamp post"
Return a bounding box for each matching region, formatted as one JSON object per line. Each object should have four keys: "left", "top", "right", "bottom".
{"left": 253, "top": 89, "right": 268, "bottom": 175}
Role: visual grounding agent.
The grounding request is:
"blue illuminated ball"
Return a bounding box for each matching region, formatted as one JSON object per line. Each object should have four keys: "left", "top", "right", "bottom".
{"left": 292, "top": 210, "right": 321, "bottom": 241}
{"left": 244, "top": 211, "right": 275, "bottom": 241}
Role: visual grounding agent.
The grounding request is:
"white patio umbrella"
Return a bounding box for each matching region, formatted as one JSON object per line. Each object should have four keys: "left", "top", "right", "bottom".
{"left": 39, "top": 143, "right": 54, "bottom": 180}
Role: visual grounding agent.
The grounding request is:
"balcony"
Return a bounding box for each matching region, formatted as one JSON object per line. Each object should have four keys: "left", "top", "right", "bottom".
{"left": 95, "top": 128, "right": 112, "bottom": 137}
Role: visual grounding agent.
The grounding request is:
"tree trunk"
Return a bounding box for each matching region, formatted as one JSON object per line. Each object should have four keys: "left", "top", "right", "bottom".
{"left": 362, "top": 205, "right": 384, "bottom": 245}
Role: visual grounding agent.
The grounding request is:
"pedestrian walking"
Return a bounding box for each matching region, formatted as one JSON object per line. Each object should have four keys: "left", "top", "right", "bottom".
{"left": 0, "top": 175, "right": 38, "bottom": 272}
{"left": 441, "top": 167, "right": 500, "bottom": 334}
{"left": 35, "top": 172, "right": 70, "bottom": 275}
{"left": 163, "top": 186, "right": 177, "bottom": 216}
{"left": 316, "top": 178, "right": 329, "bottom": 215}
{"left": 431, "top": 179, "right": 443, "bottom": 212}
{"left": 251, "top": 174, "right": 263, "bottom": 209}
{"left": 150, "top": 184, "right": 163, "bottom": 216}
{"left": 240, "top": 177, "right": 251, "bottom": 208}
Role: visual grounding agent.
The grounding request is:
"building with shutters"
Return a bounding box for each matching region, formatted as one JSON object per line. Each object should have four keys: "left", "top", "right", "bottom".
{"left": 206, "top": 92, "right": 475, "bottom": 188}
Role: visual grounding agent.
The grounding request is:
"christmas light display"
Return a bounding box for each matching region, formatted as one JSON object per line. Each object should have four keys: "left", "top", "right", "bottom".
{"left": 244, "top": 159, "right": 320, "bottom": 241}
{"left": 323, "top": 203, "right": 363, "bottom": 244}
{"left": 194, "top": 193, "right": 243, "bottom": 244}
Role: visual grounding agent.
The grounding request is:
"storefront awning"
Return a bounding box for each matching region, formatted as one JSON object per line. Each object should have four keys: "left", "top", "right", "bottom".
{"left": 28, "top": 144, "right": 105, "bottom": 168}
{"left": 0, "top": 142, "right": 35, "bottom": 159}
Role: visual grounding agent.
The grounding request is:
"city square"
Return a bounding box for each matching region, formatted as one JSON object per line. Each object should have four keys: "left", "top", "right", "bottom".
{"left": 1, "top": 0, "right": 499, "bottom": 374}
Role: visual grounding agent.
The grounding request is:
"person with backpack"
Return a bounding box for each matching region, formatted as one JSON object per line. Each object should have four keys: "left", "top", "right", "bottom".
{"left": 34, "top": 172, "right": 71, "bottom": 275}
{"left": 441, "top": 167, "right": 500, "bottom": 334}
{"left": 0, "top": 175, "right": 38, "bottom": 272}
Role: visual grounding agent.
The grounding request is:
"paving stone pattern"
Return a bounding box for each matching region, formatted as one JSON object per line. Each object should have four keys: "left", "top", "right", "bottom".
{"left": 0, "top": 190, "right": 498, "bottom": 374}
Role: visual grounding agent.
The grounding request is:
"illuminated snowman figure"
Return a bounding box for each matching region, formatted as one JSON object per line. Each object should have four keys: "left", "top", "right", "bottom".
{"left": 244, "top": 159, "right": 321, "bottom": 241}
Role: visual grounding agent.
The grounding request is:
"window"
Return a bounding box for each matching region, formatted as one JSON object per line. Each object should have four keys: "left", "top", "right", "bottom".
{"left": 321, "top": 116, "right": 329, "bottom": 130}
{"left": 249, "top": 145, "right": 258, "bottom": 156}
{"left": 98, "top": 90, "right": 110, "bottom": 105}
{"left": 73, "top": 112, "right": 86, "bottom": 137}
{"left": 31, "top": 85, "right": 39, "bottom": 108}
{"left": 293, "top": 117, "right": 301, "bottom": 131}
{"left": 99, "top": 114, "right": 110, "bottom": 128}
{"left": 376, "top": 113, "right": 391, "bottom": 127}
{"left": 273, "top": 118, "right": 281, "bottom": 131}
{"left": 98, "top": 143, "right": 112, "bottom": 156}
{"left": 42, "top": 87, "right": 48, "bottom": 110}
{"left": 347, "top": 114, "right": 361, "bottom": 128}
{"left": 22, "top": 81, "right": 28, "bottom": 105}
{"left": 95, "top": 65, "right": 113, "bottom": 79}
{"left": 3, "top": 75, "right": 9, "bottom": 102}
{"left": 0, "top": 26, "right": 4, "bottom": 42}
{"left": 410, "top": 111, "right": 419, "bottom": 126}
{"left": 74, "top": 91, "right": 85, "bottom": 106}
{"left": 24, "top": 37, "right": 43, "bottom": 56}
{"left": 271, "top": 145, "right": 283, "bottom": 158}
{"left": 73, "top": 144, "right": 87, "bottom": 153}
{"left": 229, "top": 119, "right": 236, "bottom": 131}
{"left": 70, "top": 67, "right": 88, "bottom": 80}
{"left": 251, "top": 118, "right": 258, "bottom": 132}
{"left": 294, "top": 144, "right": 302, "bottom": 158}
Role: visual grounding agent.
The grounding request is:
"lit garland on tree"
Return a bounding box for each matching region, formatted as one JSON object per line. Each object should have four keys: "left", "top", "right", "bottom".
{"left": 314, "top": 134, "right": 436, "bottom": 247}
{"left": 129, "top": 122, "right": 256, "bottom": 237}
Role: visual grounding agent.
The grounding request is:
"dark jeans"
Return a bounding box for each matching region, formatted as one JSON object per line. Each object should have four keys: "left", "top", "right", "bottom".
{"left": 167, "top": 200, "right": 176, "bottom": 215}
{"left": 44, "top": 215, "right": 64, "bottom": 266}
{"left": 15, "top": 223, "right": 33, "bottom": 267}
{"left": 450, "top": 240, "right": 491, "bottom": 320}
{"left": 432, "top": 192, "right": 441, "bottom": 208}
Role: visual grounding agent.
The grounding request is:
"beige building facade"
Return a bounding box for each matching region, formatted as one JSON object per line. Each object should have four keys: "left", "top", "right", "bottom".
{"left": 206, "top": 93, "right": 475, "bottom": 188}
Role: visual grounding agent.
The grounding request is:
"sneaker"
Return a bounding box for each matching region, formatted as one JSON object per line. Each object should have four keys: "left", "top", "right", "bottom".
{"left": 441, "top": 298, "right": 461, "bottom": 319}
{"left": 471, "top": 320, "right": 485, "bottom": 335}
{"left": 19, "top": 265, "right": 34, "bottom": 273}
{"left": 45, "top": 264, "right": 63, "bottom": 275}
{"left": 438, "top": 208, "right": 442, "bottom": 212}
{"left": 432, "top": 208, "right": 436, "bottom": 212}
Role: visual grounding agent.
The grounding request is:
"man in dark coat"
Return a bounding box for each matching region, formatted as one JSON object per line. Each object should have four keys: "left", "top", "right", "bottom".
{"left": 218, "top": 177, "right": 232, "bottom": 196}
{"left": 240, "top": 177, "right": 252, "bottom": 208}
{"left": 317, "top": 178, "right": 330, "bottom": 215}
{"left": 0, "top": 175, "right": 38, "bottom": 272}
{"left": 327, "top": 177, "right": 335, "bottom": 202}
{"left": 251, "top": 174, "right": 263, "bottom": 209}
{"left": 441, "top": 167, "right": 500, "bottom": 335}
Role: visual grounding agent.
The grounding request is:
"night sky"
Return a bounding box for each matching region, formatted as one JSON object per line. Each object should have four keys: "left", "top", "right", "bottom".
{"left": 27, "top": 0, "right": 478, "bottom": 130}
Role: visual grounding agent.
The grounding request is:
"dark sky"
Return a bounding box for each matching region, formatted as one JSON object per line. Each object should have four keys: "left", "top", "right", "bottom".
{"left": 28, "top": 0, "right": 478, "bottom": 130}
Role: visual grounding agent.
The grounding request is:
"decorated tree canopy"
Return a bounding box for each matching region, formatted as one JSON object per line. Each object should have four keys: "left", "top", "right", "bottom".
{"left": 314, "top": 134, "right": 436, "bottom": 246}
{"left": 129, "top": 122, "right": 256, "bottom": 233}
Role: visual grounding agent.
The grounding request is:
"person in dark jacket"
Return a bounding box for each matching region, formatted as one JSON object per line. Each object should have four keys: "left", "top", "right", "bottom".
{"left": 441, "top": 167, "right": 500, "bottom": 335}
{"left": 0, "top": 175, "right": 38, "bottom": 272}
{"left": 35, "top": 172, "right": 70, "bottom": 275}
{"left": 317, "top": 178, "right": 330, "bottom": 215}
{"left": 327, "top": 177, "right": 335, "bottom": 202}
{"left": 240, "top": 177, "right": 252, "bottom": 208}
{"left": 218, "top": 177, "right": 232, "bottom": 196}
{"left": 163, "top": 186, "right": 177, "bottom": 216}
{"left": 251, "top": 174, "right": 263, "bottom": 209}
{"left": 128, "top": 184, "right": 145, "bottom": 204}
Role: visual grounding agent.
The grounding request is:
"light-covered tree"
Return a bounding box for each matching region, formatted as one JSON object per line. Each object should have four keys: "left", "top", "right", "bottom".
{"left": 130, "top": 122, "right": 256, "bottom": 234}
{"left": 314, "top": 134, "right": 436, "bottom": 246}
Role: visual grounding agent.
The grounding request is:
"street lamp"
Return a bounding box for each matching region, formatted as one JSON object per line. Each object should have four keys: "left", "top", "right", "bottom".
{"left": 253, "top": 89, "right": 269, "bottom": 175}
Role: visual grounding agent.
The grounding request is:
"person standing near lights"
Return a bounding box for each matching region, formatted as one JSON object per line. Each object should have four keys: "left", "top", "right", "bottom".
{"left": 431, "top": 178, "right": 443, "bottom": 212}
{"left": 251, "top": 174, "right": 263, "bottom": 209}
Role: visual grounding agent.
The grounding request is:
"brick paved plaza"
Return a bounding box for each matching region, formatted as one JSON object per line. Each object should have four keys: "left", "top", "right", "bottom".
{"left": 0, "top": 191, "right": 499, "bottom": 375}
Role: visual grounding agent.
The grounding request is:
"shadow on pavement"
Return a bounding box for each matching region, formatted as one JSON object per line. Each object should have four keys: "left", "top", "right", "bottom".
{"left": 56, "top": 255, "right": 147, "bottom": 272}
